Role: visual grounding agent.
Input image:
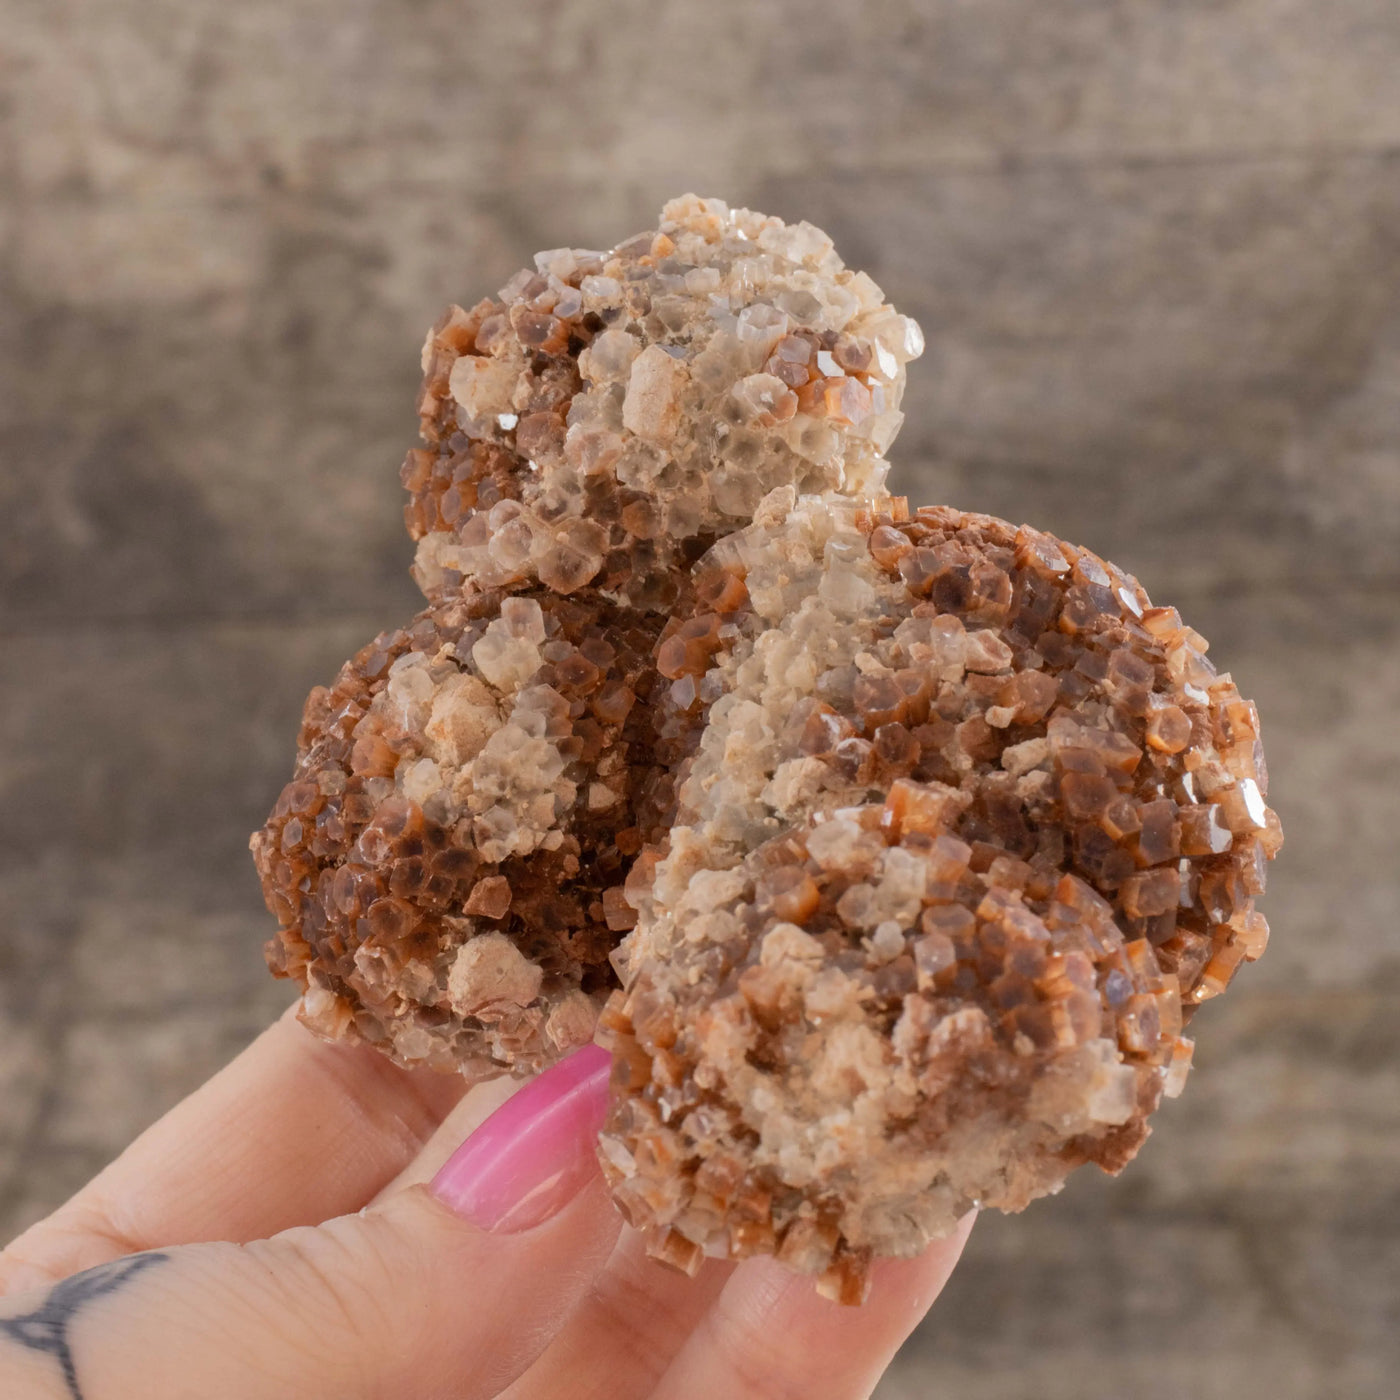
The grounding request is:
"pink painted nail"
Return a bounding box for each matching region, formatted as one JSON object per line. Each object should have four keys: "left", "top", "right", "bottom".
{"left": 431, "top": 1043, "right": 612, "bottom": 1233}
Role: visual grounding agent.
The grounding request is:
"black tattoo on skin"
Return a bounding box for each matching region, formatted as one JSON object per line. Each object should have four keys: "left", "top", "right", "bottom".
{"left": 0, "top": 1252, "right": 169, "bottom": 1400}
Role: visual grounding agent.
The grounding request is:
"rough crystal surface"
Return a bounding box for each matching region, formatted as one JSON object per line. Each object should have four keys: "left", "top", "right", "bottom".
{"left": 597, "top": 497, "right": 1280, "bottom": 1301}
{"left": 252, "top": 195, "right": 1281, "bottom": 1305}
{"left": 403, "top": 193, "right": 919, "bottom": 609}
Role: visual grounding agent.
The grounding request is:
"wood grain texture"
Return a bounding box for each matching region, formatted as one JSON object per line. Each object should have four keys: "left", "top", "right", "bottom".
{"left": 0, "top": 2, "right": 1396, "bottom": 1390}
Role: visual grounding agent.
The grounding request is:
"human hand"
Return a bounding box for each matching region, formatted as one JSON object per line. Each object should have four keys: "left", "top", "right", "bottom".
{"left": 0, "top": 1005, "right": 972, "bottom": 1399}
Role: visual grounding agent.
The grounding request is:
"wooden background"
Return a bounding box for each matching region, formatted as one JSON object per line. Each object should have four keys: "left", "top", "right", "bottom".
{"left": 2, "top": 3, "right": 1397, "bottom": 1394}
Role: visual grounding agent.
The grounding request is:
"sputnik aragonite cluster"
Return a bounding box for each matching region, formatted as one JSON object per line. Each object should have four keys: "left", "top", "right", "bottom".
{"left": 252, "top": 195, "right": 1281, "bottom": 1303}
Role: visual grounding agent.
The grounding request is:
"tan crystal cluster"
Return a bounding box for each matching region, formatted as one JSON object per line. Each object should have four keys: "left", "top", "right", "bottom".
{"left": 252, "top": 196, "right": 1280, "bottom": 1304}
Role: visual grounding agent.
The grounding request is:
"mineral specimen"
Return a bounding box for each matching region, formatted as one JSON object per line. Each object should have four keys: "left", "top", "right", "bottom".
{"left": 252, "top": 195, "right": 1280, "bottom": 1304}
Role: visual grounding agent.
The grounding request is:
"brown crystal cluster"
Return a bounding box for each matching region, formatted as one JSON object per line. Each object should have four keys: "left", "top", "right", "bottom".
{"left": 596, "top": 498, "right": 1279, "bottom": 1301}
{"left": 255, "top": 590, "right": 669, "bottom": 1076}
{"left": 253, "top": 196, "right": 1280, "bottom": 1304}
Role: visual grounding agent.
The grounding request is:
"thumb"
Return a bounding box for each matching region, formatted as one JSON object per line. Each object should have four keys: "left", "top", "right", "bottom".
{"left": 0, "top": 1046, "right": 622, "bottom": 1400}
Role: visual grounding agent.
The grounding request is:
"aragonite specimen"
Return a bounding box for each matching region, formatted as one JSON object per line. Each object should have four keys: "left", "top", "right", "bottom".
{"left": 252, "top": 195, "right": 1280, "bottom": 1304}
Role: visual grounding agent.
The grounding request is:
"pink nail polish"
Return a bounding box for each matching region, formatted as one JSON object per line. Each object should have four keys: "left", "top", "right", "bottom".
{"left": 431, "top": 1043, "right": 611, "bottom": 1233}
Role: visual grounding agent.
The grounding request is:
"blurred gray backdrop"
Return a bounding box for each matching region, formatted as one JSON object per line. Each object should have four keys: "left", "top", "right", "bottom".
{"left": 2, "top": 3, "right": 1398, "bottom": 1396}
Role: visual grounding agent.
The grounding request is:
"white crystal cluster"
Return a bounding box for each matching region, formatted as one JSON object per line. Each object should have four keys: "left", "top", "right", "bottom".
{"left": 369, "top": 603, "right": 578, "bottom": 863}
{"left": 622, "top": 497, "right": 900, "bottom": 971}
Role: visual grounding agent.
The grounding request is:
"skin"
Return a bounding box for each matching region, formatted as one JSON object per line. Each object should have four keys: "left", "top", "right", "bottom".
{"left": 0, "top": 1002, "right": 973, "bottom": 1400}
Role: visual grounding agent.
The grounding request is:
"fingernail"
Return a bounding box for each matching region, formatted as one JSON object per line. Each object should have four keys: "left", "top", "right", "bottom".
{"left": 431, "top": 1043, "right": 611, "bottom": 1233}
